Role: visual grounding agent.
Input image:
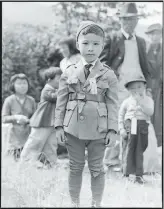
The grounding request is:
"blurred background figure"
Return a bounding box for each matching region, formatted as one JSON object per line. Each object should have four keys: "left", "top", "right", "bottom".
{"left": 59, "top": 36, "right": 82, "bottom": 73}
{"left": 1, "top": 74, "right": 36, "bottom": 161}
{"left": 145, "top": 23, "right": 162, "bottom": 147}
{"left": 20, "top": 67, "right": 62, "bottom": 169}
{"left": 143, "top": 23, "right": 162, "bottom": 174}
{"left": 112, "top": 19, "right": 121, "bottom": 34}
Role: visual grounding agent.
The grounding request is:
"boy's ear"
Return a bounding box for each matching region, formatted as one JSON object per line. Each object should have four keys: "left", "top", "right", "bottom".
{"left": 76, "top": 42, "right": 79, "bottom": 50}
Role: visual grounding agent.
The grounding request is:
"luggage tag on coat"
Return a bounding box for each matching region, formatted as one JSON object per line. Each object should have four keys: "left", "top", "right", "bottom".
{"left": 131, "top": 117, "right": 137, "bottom": 135}
{"left": 89, "top": 75, "right": 98, "bottom": 94}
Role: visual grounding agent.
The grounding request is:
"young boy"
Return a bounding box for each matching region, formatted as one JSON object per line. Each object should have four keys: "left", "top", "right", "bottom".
{"left": 55, "top": 21, "right": 118, "bottom": 207}
{"left": 119, "top": 75, "right": 154, "bottom": 184}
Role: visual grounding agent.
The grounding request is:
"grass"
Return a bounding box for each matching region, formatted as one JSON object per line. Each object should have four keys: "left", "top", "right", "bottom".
{"left": 1, "top": 126, "right": 162, "bottom": 208}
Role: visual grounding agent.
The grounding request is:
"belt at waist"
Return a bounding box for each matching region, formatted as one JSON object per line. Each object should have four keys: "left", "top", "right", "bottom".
{"left": 68, "top": 92, "right": 105, "bottom": 103}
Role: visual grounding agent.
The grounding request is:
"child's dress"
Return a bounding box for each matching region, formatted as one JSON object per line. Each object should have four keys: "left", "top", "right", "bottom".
{"left": 2, "top": 94, "right": 36, "bottom": 158}
{"left": 20, "top": 84, "right": 59, "bottom": 167}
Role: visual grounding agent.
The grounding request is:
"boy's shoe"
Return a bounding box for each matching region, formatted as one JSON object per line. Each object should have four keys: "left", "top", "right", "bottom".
{"left": 135, "top": 176, "right": 146, "bottom": 184}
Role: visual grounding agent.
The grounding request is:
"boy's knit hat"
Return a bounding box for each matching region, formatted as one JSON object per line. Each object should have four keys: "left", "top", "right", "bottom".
{"left": 76, "top": 20, "right": 104, "bottom": 42}
{"left": 124, "top": 75, "right": 146, "bottom": 88}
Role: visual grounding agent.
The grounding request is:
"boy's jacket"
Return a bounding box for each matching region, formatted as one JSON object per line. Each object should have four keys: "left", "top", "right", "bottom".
{"left": 55, "top": 59, "right": 119, "bottom": 140}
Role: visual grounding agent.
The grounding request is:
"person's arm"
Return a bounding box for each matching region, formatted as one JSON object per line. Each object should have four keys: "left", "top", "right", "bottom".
{"left": 105, "top": 70, "right": 119, "bottom": 133}
{"left": 138, "top": 37, "right": 152, "bottom": 89}
{"left": 2, "top": 97, "right": 28, "bottom": 124}
{"left": 54, "top": 73, "right": 69, "bottom": 128}
{"left": 118, "top": 100, "right": 128, "bottom": 131}
{"left": 42, "top": 86, "right": 58, "bottom": 102}
{"left": 138, "top": 95, "right": 154, "bottom": 116}
{"left": 2, "top": 97, "right": 16, "bottom": 123}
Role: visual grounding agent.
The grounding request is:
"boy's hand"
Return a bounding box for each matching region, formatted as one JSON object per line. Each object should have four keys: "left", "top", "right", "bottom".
{"left": 120, "top": 128, "right": 127, "bottom": 139}
{"left": 56, "top": 126, "right": 66, "bottom": 143}
{"left": 105, "top": 130, "right": 116, "bottom": 147}
{"left": 133, "top": 92, "right": 143, "bottom": 103}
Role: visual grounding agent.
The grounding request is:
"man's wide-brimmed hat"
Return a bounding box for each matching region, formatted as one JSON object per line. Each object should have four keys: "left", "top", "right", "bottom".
{"left": 124, "top": 75, "right": 146, "bottom": 88}
{"left": 145, "top": 23, "right": 162, "bottom": 34}
{"left": 117, "top": 2, "right": 141, "bottom": 18}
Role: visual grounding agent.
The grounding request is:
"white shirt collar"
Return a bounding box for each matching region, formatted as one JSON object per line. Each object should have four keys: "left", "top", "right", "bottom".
{"left": 121, "top": 28, "right": 135, "bottom": 40}
{"left": 81, "top": 57, "right": 98, "bottom": 72}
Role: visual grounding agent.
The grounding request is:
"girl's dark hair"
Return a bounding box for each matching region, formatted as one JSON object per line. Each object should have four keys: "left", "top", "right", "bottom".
{"left": 47, "top": 48, "right": 63, "bottom": 67}
{"left": 10, "top": 73, "right": 30, "bottom": 93}
{"left": 59, "top": 37, "right": 79, "bottom": 56}
{"left": 44, "top": 67, "right": 62, "bottom": 81}
{"left": 81, "top": 25, "right": 105, "bottom": 38}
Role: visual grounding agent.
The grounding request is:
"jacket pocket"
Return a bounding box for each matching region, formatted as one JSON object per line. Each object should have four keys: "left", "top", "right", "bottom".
{"left": 63, "top": 101, "right": 77, "bottom": 127}
{"left": 97, "top": 106, "right": 108, "bottom": 133}
{"left": 97, "top": 80, "right": 109, "bottom": 89}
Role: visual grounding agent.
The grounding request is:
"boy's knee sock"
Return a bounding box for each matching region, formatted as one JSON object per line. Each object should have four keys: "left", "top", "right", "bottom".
{"left": 68, "top": 170, "right": 83, "bottom": 205}
{"left": 91, "top": 172, "right": 105, "bottom": 206}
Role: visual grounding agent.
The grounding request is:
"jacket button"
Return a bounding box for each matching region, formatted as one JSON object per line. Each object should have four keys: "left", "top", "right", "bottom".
{"left": 80, "top": 115, "right": 84, "bottom": 120}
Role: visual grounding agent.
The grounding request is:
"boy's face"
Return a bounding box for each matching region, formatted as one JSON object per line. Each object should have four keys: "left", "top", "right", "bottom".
{"left": 128, "top": 81, "right": 146, "bottom": 96}
{"left": 77, "top": 33, "right": 104, "bottom": 63}
{"left": 147, "top": 30, "right": 162, "bottom": 43}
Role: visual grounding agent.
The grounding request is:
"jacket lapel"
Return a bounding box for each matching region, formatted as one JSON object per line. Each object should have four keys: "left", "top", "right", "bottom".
{"left": 117, "top": 34, "right": 126, "bottom": 57}
{"left": 83, "top": 59, "right": 108, "bottom": 88}
{"left": 75, "top": 60, "right": 86, "bottom": 84}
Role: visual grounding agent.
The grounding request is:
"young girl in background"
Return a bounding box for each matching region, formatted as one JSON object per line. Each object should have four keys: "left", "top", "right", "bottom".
{"left": 2, "top": 74, "right": 36, "bottom": 161}
{"left": 59, "top": 37, "right": 81, "bottom": 73}
{"left": 20, "top": 67, "right": 62, "bottom": 169}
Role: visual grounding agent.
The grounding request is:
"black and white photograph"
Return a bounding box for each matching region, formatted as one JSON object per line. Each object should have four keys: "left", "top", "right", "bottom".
{"left": 2, "top": 1, "right": 163, "bottom": 207}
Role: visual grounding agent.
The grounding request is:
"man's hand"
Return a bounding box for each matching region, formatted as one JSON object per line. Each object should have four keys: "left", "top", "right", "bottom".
{"left": 55, "top": 126, "right": 66, "bottom": 143}
{"left": 105, "top": 130, "right": 117, "bottom": 147}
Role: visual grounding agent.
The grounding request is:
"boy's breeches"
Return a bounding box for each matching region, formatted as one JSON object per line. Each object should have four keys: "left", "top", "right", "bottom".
{"left": 65, "top": 132, "right": 106, "bottom": 206}
{"left": 20, "top": 127, "right": 58, "bottom": 165}
{"left": 122, "top": 120, "right": 148, "bottom": 176}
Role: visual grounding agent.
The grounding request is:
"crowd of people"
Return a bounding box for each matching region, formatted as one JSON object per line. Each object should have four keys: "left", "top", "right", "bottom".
{"left": 2, "top": 2, "right": 162, "bottom": 208}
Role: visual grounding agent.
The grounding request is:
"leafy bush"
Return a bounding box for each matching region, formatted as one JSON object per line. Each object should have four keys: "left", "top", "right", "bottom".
{"left": 2, "top": 23, "right": 63, "bottom": 103}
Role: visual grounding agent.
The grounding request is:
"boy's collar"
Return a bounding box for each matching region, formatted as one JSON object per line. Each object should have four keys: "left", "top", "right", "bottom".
{"left": 81, "top": 57, "right": 98, "bottom": 72}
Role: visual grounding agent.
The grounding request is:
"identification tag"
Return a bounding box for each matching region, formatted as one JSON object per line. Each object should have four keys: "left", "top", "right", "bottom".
{"left": 131, "top": 117, "right": 137, "bottom": 135}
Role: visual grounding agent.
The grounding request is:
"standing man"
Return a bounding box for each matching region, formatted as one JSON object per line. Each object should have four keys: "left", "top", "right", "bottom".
{"left": 101, "top": 2, "right": 151, "bottom": 169}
